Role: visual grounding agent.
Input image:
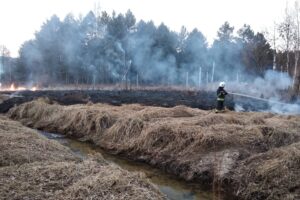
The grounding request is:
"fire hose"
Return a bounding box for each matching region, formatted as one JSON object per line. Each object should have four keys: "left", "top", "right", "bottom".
{"left": 227, "top": 92, "right": 292, "bottom": 106}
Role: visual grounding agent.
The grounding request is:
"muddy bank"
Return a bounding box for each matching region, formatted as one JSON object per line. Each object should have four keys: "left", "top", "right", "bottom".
{"left": 0, "top": 89, "right": 276, "bottom": 113}
{"left": 0, "top": 116, "right": 166, "bottom": 200}
{"left": 8, "top": 99, "right": 300, "bottom": 199}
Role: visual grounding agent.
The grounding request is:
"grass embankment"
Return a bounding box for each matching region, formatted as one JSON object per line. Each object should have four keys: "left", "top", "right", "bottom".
{"left": 8, "top": 99, "right": 300, "bottom": 200}
{"left": 0, "top": 115, "right": 165, "bottom": 200}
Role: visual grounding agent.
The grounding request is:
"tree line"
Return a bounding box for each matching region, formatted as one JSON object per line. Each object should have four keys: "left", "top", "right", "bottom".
{"left": 0, "top": 6, "right": 299, "bottom": 95}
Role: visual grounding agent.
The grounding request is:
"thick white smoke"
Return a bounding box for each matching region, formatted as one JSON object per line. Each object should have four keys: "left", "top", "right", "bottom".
{"left": 252, "top": 70, "right": 292, "bottom": 98}
{"left": 232, "top": 70, "right": 300, "bottom": 114}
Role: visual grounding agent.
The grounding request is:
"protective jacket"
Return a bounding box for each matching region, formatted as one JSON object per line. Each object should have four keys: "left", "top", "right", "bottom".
{"left": 217, "top": 87, "right": 228, "bottom": 101}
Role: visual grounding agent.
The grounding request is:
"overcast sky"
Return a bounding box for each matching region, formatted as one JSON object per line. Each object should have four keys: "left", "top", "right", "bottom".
{"left": 0, "top": 0, "right": 294, "bottom": 57}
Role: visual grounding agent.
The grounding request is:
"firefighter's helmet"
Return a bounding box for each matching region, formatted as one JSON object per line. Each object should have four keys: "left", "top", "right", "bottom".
{"left": 219, "top": 82, "right": 225, "bottom": 87}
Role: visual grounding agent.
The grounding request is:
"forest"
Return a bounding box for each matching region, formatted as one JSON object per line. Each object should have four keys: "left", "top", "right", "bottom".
{"left": 0, "top": 6, "right": 300, "bottom": 96}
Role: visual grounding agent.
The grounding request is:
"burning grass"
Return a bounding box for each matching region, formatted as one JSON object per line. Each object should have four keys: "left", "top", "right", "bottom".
{"left": 8, "top": 99, "right": 300, "bottom": 199}
{"left": 0, "top": 115, "right": 166, "bottom": 200}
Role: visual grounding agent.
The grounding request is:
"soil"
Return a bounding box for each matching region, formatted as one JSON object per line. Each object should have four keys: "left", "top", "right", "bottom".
{"left": 0, "top": 116, "right": 166, "bottom": 200}
{"left": 8, "top": 99, "right": 300, "bottom": 200}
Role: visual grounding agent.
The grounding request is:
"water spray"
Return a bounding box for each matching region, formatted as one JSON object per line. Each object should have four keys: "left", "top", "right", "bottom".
{"left": 228, "top": 92, "right": 293, "bottom": 106}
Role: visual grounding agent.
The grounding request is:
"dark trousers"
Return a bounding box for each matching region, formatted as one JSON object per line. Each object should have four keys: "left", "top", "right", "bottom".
{"left": 217, "top": 100, "right": 224, "bottom": 110}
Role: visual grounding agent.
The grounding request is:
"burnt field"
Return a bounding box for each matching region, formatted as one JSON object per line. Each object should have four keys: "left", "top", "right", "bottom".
{"left": 0, "top": 89, "right": 273, "bottom": 113}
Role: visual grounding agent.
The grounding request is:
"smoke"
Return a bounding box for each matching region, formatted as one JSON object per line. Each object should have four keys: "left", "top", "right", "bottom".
{"left": 126, "top": 23, "right": 178, "bottom": 85}
{"left": 231, "top": 70, "right": 300, "bottom": 114}
{"left": 9, "top": 12, "right": 257, "bottom": 88}
{"left": 116, "top": 42, "right": 125, "bottom": 54}
{"left": 7, "top": 9, "right": 300, "bottom": 115}
{"left": 269, "top": 101, "right": 300, "bottom": 114}
{"left": 234, "top": 104, "right": 245, "bottom": 112}
{"left": 252, "top": 70, "right": 292, "bottom": 98}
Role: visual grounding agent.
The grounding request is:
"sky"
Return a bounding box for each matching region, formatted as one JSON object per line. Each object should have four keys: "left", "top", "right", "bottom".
{"left": 0, "top": 0, "right": 294, "bottom": 57}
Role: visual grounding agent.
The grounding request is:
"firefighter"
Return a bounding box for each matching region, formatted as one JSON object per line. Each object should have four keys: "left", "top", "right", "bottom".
{"left": 216, "top": 81, "right": 228, "bottom": 113}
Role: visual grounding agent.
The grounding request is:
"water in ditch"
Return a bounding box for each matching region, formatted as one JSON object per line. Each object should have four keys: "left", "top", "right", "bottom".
{"left": 41, "top": 131, "right": 213, "bottom": 200}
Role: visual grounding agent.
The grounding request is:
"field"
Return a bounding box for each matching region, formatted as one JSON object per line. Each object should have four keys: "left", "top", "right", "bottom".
{"left": 7, "top": 98, "right": 300, "bottom": 200}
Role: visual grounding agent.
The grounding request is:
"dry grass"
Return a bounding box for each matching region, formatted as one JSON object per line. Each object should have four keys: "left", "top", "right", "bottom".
{"left": 234, "top": 142, "right": 300, "bottom": 200}
{"left": 8, "top": 99, "right": 300, "bottom": 199}
{"left": 56, "top": 161, "right": 164, "bottom": 200}
{"left": 0, "top": 159, "right": 164, "bottom": 200}
{"left": 0, "top": 115, "right": 166, "bottom": 200}
{"left": 0, "top": 115, "right": 76, "bottom": 166}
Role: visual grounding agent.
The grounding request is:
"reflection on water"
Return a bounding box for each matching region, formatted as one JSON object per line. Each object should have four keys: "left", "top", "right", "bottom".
{"left": 41, "top": 131, "right": 213, "bottom": 200}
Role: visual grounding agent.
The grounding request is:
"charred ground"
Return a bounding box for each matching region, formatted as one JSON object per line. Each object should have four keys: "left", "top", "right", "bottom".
{"left": 0, "top": 89, "right": 275, "bottom": 113}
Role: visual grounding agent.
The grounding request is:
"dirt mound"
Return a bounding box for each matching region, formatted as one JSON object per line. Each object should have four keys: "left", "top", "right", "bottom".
{"left": 0, "top": 115, "right": 165, "bottom": 200}
{"left": 8, "top": 99, "right": 300, "bottom": 199}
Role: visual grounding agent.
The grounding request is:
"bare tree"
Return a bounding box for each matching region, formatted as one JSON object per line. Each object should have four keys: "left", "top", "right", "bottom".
{"left": 272, "top": 23, "right": 279, "bottom": 71}
{"left": 262, "top": 24, "right": 278, "bottom": 71}
{"left": 279, "top": 2, "right": 295, "bottom": 75}
{"left": 0, "top": 45, "right": 11, "bottom": 82}
{"left": 293, "top": 1, "right": 300, "bottom": 94}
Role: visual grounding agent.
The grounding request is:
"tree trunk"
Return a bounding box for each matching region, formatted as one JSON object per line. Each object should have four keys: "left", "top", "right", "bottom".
{"left": 293, "top": 74, "right": 300, "bottom": 96}
{"left": 293, "top": 53, "right": 300, "bottom": 95}
{"left": 293, "top": 1, "right": 300, "bottom": 96}
{"left": 287, "top": 51, "right": 290, "bottom": 74}
{"left": 273, "top": 50, "right": 276, "bottom": 70}
{"left": 293, "top": 52, "right": 299, "bottom": 85}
